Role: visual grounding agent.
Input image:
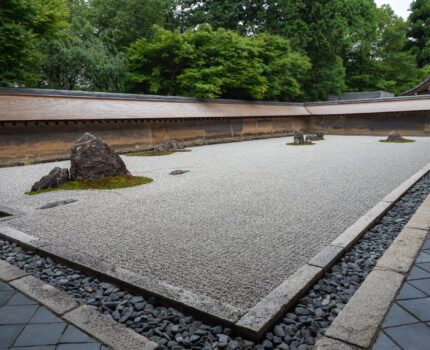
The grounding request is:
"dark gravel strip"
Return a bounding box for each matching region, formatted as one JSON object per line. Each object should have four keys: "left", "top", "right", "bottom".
{"left": 1, "top": 172, "right": 429, "bottom": 350}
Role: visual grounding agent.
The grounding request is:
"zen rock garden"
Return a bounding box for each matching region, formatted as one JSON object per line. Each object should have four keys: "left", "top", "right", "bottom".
{"left": 30, "top": 132, "right": 151, "bottom": 194}
{"left": 287, "top": 130, "right": 324, "bottom": 146}
{"left": 1, "top": 132, "right": 428, "bottom": 350}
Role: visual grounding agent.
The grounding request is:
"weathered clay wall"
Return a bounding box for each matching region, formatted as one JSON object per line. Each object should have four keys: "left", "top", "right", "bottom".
{"left": 307, "top": 111, "right": 430, "bottom": 136}
{"left": 0, "top": 117, "right": 307, "bottom": 167}
{"left": 1, "top": 88, "right": 430, "bottom": 167}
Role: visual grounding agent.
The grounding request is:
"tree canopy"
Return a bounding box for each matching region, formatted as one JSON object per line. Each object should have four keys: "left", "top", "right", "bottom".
{"left": 0, "top": 0, "right": 69, "bottom": 86}
{"left": 408, "top": 0, "right": 430, "bottom": 67}
{"left": 0, "top": 0, "right": 428, "bottom": 100}
{"left": 127, "top": 25, "right": 310, "bottom": 100}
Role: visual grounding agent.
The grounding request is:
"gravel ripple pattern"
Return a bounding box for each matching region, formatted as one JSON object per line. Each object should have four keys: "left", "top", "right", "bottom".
{"left": 1, "top": 173, "right": 429, "bottom": 350}
{"left": 1, "top": 136, "right": 430, "bottom": 309}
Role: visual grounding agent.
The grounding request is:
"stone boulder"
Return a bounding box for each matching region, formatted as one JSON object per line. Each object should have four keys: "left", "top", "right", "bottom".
{"left": 31, "top": 167, "right": 69, "bottom": 192}
{"left": 387, "top": 131, "right": 402, "bottom": 142}
{"left": 305, "top": 135, "right": 314, "bottom": 143}
{"left": 315, "top": 132, "right": 325, "bottom": 140}
{"left": 70, "top": 133, "right": 129, "bottom": 181}
{"left": 154, "top": 139, "right": 184, "bottom": 154}
{"left": 294, "top": 130, "right": 305, "bottom": 144}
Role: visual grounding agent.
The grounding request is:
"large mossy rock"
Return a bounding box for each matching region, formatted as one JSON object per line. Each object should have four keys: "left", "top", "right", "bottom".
{"left": 294, "top": 130, "right": 305, "bottom": 144}
{"left": 70, "top": 133, "right": 129, "bottom": 181}
{"left": 31, "top": 167, "right": 70, "bottom": 192}
{"left": 387, "top": 131, "right": 402, "bottom": 142}
{"left": 154, "top": 139, "right": 184, "bottom": 154}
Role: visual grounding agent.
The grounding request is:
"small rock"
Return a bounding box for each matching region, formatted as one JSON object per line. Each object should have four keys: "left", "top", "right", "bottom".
{"left": 31, "top": 167, "right": 69, "bottom": 192}
{"left": 37, "top": 199, "right": 78, "bottom": 210}
{"left": 169, "top": 170, "right": 190, "bottom": 176}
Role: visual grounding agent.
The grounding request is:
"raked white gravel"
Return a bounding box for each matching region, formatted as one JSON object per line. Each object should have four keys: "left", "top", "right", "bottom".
{"left": 1, "top": 135, "right": 429, "bottom": 310}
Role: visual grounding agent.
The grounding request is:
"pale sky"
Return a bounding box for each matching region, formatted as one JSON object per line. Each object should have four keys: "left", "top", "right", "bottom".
{"left": 374, "top": 0, "right": 412, "bottom": 20}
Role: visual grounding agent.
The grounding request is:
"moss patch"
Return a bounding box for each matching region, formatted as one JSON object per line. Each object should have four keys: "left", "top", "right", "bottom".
{"left": 286, "top": 142, "right": 315, "bottom": 146}
{"left": 26, "top": 175, "right": 153, "bottom": 195}
{"left": 379, "top": 138, "right": 415, "bottom": 143}
{"left": 127, "top": 149, "right": 192, "bottom": 157}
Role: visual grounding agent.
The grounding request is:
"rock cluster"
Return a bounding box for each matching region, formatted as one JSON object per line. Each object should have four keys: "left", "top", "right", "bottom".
{"left": 304, "top": 132, "right": 324, "bottom": 143}
{"left": 387, "top": 131, "right": 402, "bottom": 142}
{"left": 70, "top": 133, "right": 129, "bottom": 180}
{"left": 10, "top": 173, "right": 430, "bottom": 350}
{"left": 294, "top": 131, "right": 305, "bottom": 144}
{"left": 154, "top": 140, "right": 184, "bottom": 154}
{"left": 30, "top": 133, "right": 129, "bottom": 191}
{"left": 31, "top": 167, "right": 70, "bottom": 192}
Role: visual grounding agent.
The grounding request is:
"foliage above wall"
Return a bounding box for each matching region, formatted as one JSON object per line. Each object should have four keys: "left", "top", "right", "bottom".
{"left": 1, "top": 0, "right": 428, "bottom": 101}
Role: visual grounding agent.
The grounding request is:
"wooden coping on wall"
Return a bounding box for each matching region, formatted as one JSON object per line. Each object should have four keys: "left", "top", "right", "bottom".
{"left": 1, "top": 87, "right": 430, "bottom": 122}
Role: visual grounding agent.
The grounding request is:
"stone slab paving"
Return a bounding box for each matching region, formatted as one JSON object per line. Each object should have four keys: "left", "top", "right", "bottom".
{"left": 372, "top": 233, "right": 430, "bottom": 350}
{"left": 0, "top": 280, "right": 107, "bottom": 350}
{"left": 1, "top": 136, "right": 430, "bottom": 310}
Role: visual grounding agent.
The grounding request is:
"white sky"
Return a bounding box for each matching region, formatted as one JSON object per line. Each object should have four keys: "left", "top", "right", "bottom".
{"left": 374, "top": 0, "right": 412, "bottom": 19}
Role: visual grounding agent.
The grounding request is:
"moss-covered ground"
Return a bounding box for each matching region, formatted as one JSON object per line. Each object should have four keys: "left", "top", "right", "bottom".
{"left": 26, "top": 175, "right": 153, "bottom": 195}
{"left": 127, "top": 150, "right": 191, "bottom": 157}
{"left": 379, "top": 138, "right": 415, "bottom": 143}
{"left": 286, "top": 142, "right": 315, "bottom": 146}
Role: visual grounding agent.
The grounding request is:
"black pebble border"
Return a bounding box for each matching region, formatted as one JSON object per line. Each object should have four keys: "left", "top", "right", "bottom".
{"left": 1, "top": 172, "right": 429, "bottom": 350}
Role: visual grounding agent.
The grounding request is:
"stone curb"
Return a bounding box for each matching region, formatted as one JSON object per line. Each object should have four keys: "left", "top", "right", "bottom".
{"left": 314, "top": 337, "right": 360, "bottom": 349}
{"left": 376, "top": 227, "right": 428, "bottom": 274}
{"left": 10, "top": 275, "right": 80, "bottom": 315}
{"left": 0, "top": 259, "right": 158, "bottom": 350}
{"left": 323, "top": 269, "right": 405, "bottom": 349}
{"left": 235, "top": 167, "right": 429, "bottom": 340}
{"left": 0, "top": 228, "right": 244, "bottom": 327}
{"left": 64, "top": 305, "right": 159, "bottom": 350}
{"left": 316, "top": 193, "right": 430, "bottom": 349}
{"left": 0, "top": 259, "right": 28, "bottom": 281}
{"left": 330, "top": 166, "right": 429, "bottom": 253}
{"left": 308, "top": 246, "right": 345, "bottom": 271}
{"left": 38, "top": 241, "right": 244, "bottom": 325}
{"left": 236, "top": 264, "right": 323, "bottom": 339}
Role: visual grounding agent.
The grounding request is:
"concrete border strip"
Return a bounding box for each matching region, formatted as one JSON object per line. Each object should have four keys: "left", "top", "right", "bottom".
{"left": 0, "top": 225, "right": 38, "bottom": 243}
{"left": 0, "top": 164, "right": 428, "bottom": 342}
{"left": 0, "top": 227, "right": 245, "bottom": 327}
{"left": 0, "top": 259, "right": 159, "bottom": 350}
{"left": 235, "top": 165, "right": 429, "bottom": 339}
{"left": 315, "top": 194, "right": 430, "bottom": 349}
{"left": 64, "top": 305, "right": 159, "bottom": 350}
{"left": 235, "top": 264, "right": 323, "bottom": 339}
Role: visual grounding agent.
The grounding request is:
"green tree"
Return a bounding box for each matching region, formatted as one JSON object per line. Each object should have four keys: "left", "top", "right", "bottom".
{"left": 408, "top": 0, "right": 430, "bottom": 67}
{"left": 274, "top": 0, "right": 378, "bottom": 101}
{"left": 177, "top": 0, "right": 268, "bottom": 35}
{"left": 0, "top": 0, "right": 69, "bottom": 86}
{"left": 127, "top": 25, "right": 310, "bottom": 100}
{"left": 177, "top": 0, "right": 378, "bottom": 101}
{"left": 39, "top": 0, "right": 127, "bottom": 91}
{"left": 373, "top": 5, "right": 422, "bottom": 94}
{"left": 88, "top": 0, "right": 174, "bottom": 49}
{"left": 346, "top": 5, "right": 422, "bottom": 95}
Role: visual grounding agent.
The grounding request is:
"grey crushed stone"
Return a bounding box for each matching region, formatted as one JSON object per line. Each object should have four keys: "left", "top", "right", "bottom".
{"left": 0, "top": 135, "right": 429, "bottom": 309}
